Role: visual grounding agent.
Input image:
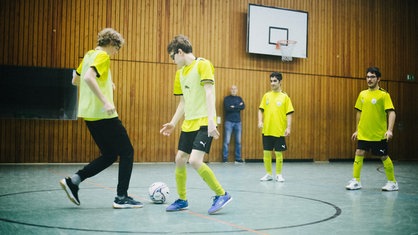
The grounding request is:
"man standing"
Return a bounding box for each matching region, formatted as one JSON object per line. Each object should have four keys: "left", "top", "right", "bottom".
{"left": 258, "top": 72, "right": 294, "bottom": 182}
{"left": 222, "top": 85, "right": 245, "bottom": 163}
{"left": 346, "top": 67, "right": 398, "bottom": 191}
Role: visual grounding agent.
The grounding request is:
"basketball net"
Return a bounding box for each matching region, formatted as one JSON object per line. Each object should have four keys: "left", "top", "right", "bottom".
{"left": 275, "top": 40, "right": 297, "bottom": 62}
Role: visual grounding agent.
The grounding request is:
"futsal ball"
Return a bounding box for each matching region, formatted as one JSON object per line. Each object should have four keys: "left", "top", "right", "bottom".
{"left": 148, "top": 182, "right": 169, "bottom": 204}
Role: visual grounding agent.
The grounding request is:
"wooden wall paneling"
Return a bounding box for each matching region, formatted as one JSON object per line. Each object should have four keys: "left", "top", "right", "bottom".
{"left": 387, "top": 81, "right": 401, "bottom": 160}
{"left": 0, "top": 0, "right": 417, "bottom": 163}
{"left": 388, "top": 81, "right": 418, "bottom": 160}
{"left": 0, "top": 1, "right": 7, "bottom": 64}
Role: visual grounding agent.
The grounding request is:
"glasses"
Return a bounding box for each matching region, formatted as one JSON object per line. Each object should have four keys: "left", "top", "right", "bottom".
{"left": 170, "top": 51, "right": 178, "bottom": 60}
{"left": 366, "top": 75, "right": 377, "bottom": 78}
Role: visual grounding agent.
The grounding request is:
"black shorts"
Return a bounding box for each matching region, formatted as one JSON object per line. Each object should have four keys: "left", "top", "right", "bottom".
{"left": 178, "top": 126, "right": 213, "bottom": 154}
{"left": 357, "top": 140, "right": 388, "bottom": 156}
{"left": 262, "top": 135, "right": 287, "bottom": 151}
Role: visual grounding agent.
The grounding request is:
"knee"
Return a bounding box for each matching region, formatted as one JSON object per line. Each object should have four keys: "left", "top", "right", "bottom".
{"left": 120, "top": 147, "right": 134, "bottom": 162}
{"left": 355, "top": 149, "right": 365, "bottom": 156}
{"left": 188, "top": 158, "right": 202, "bottom": 169}
{"left": 175, "top": 152, "right": 189, "bottom": 166}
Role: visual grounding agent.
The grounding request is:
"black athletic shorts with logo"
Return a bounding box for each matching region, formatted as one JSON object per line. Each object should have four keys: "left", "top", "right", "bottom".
{"left": 357, "top": 140, "right": 388, "bottom": 156}
{"left": 262, "top": 135, "right": 287, "bottom": 151}
{"left": 178, "top": 126, "right": 213, "bottom": 154}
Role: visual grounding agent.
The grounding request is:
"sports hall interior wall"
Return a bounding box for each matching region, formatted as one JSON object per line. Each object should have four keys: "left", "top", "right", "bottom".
{"left": 0, "top": 0, "right": 417, "bottom": 163}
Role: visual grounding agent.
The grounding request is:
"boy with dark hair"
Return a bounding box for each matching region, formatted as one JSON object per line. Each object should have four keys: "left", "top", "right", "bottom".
{"left": 346, "top": 67, "right": 398, "bottom": 191}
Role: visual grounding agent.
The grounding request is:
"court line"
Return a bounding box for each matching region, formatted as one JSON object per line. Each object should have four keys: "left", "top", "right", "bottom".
{"left": 50, "top": 169, "right": 269, "bottom": 234}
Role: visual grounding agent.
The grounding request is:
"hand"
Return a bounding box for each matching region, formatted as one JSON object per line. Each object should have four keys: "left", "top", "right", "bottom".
{"left": 160, "top": 123, "right": 175, "bottom": 136}
{"left": 258, "top": 122, "right": 263, "bottom": 129}
{"left": 351, "top": 131, "right": 358, "bottom": 141}
{"left": 284, "top": 128, "right": 291, "bottom": 137}
{"left": 208, "top": 119, "right": 219, "bottom": 139}
{"left": 103, "top": 102, "right": 116, "bottom": 115}
{"left": 384, "top": 130, "right": 393, "bottom": 141}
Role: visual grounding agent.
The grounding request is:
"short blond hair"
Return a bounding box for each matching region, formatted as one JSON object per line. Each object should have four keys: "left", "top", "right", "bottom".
{"left": 97, "top": 28, "right": 125, "bottom": 49}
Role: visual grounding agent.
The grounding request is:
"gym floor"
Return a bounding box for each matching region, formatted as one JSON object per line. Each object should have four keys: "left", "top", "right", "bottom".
{"left": 1, "top": 161, "right": 417, "bottom": 234}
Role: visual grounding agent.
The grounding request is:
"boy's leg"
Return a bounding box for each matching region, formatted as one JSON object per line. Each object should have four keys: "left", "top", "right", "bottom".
{"left": 76, "top": 119, "right": 119, "bottom": 182}
{"left": 352, "top": 155, "right": 364, "bottom": 182}
{"left": 166, "top": 151, "right": 189, "bottom": 212}
{"left": 275, "top": 151, "right": 283, "bottom": 175}
{"left": 175, "top": 151, "right": 189, "bottom": 200}
{"left": 190, "top": 150, "right": 225, "bottom": 196}
{"left": 382, "top": 156, "right": 396, "bottom": 182}
{"left": 112, "top": 119, "right": 135, "bottom": 197}
{"left": 263, "top": 150, "right": 273, "bottom": 175}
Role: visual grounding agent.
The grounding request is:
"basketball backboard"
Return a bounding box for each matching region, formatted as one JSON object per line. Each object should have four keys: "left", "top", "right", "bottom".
{"left": 246, "top": 4, "right": 308, "bottom": 59}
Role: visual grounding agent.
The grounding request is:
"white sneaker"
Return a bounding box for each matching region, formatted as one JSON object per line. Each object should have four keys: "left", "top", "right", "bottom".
{"left": 275, "top": 174, "right": 285, "bottom": 182}
{"left": 346, "top": 178, "right": 362, "bottom": 190}
{"left": 382, "top": 181, "right": 399, "bottom": 191}
{"left": 260, "top": 174, "right": 273, "bottom": 181}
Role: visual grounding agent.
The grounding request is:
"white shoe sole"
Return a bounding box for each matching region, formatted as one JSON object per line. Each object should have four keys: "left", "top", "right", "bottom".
{"left": 60, "top": 179, "right": 80, "bottom": 205}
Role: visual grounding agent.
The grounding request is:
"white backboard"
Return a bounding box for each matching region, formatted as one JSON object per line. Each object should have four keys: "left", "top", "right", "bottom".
{"left": 247, "top": 4, "right": 308, "bottom": 59}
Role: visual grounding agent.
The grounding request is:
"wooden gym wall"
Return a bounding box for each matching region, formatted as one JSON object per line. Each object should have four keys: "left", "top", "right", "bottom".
{"left": 0, "top": 0, "right": 417, "bottom": 163}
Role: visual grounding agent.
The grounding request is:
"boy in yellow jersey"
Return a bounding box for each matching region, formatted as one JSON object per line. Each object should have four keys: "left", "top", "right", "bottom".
{"left": 346, "top": 67, "right": 398, "bottom": 191}
{"left": 160, "top": 35, "right": 232, "bottom": 214}
{"left": 60, "top": 28, "right": 143, "bottom": 208}
{"left": 258, "top": 72, "right": 294, "bottom": 182}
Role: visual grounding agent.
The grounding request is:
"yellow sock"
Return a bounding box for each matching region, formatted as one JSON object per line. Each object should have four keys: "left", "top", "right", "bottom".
{"left": 276, "top": 152, "right": 283, "bottom": 174}
{"left": 175, "top": 166, "right": 187, "bottom": 200}
{"left": 353, "top": 155, "right": 363, "bottom": 182}
{"left": 263, "top": 151, "right": 273, "bottom": 175}
{"left": 197, "top": 163, "right": 225, "bottom": 196}
{"left": 382, "top": 157, "right": 396, "bottom": 182}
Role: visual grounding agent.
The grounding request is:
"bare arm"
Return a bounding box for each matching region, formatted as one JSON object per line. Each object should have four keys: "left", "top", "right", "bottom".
{"left": 160, "top": 96, "right": 185, "bottom": 136}
{"left": 258, "top": 109, "right": 263, "bottom": 128}
{"left": 83, "top": 67, "right": 115, "bottom": 115}
{"left": 385, "top": 110, "right": 396, "bottom": 141}
{"left": 204, "top": 83, "right": 219, "bottom": 139}
{"left": 351, "top": 110, "right": 361, "bottom": 141}
{"left": 285, "top": 113, "right": 292, "bottom": 136}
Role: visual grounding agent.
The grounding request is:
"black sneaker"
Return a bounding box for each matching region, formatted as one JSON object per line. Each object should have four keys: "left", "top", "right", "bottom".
{"left": 113, "top": 196, "right": 144, "bottom": 209}
{"left": 60, "top": 177, "right": 80, "bottom": 205}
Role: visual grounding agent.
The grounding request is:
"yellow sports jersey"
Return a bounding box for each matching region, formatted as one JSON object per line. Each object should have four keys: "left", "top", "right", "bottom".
{"left": 173, "top": 58, "right": 215, "bottom": 132}
{"left": 76, "top": 50, "right": 117, "bottom": 120}
{"left": 355, "top": 88, "right": 395, "bottom": 141}
{"left": 259, "top": 91, "right": 294, "bottom": 137}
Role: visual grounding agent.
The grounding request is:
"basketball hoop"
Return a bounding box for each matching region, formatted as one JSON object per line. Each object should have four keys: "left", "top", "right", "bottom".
{"left": 275, "top": 40, "right": 297, "bottom": 62}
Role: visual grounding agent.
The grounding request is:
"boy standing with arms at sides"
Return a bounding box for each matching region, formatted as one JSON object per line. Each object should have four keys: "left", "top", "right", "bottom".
{"left": 258, "top": 72, "right": 294, "bottom": 182}
{"left": 160, "top": 35, "right": 232, "bottom": 215}
{"left": 223, "top": 85, "right": 245, "bottom": 163}
{"left": 346, "top": 67, "right": 398, "bottom": 191}
{"left": 60, "top": 28, "right": 143, "bottom": 208}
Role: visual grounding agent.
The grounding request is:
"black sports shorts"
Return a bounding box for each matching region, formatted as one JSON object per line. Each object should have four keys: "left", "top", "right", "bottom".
{"left": 178, "top": 126, "right": 213, "bottom": 154}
